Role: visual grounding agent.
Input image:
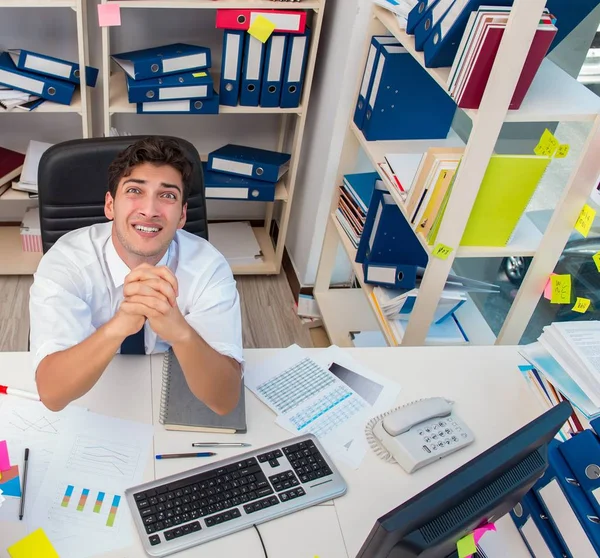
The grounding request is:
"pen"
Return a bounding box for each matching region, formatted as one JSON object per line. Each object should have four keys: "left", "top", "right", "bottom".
{"left": 155, "top": 452, "right": 216, "bottom": 460}
{"left": 19, "top": 448, "right": 29, "bottom": 521}
{"left": 192, "top": 443, "right": 252, "bottom": 448}
{"left": 0, "top": 385, "right": 40, "bottom": 402}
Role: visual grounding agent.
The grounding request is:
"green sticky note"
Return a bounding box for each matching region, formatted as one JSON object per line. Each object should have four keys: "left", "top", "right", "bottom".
{"left": 248, "top": 15, "right": 276, "bottom": 43}
{"left": 7, "top": 528, "right": 60, "bottom": 558}
{"left": 593, "top": 251, "right": 600, "bottom": 272}
{"left": 456, "top": 533, "right": 477, "bottom": 558}
{"left": 574, "top": 203, "right": 596, "bottom": 238}
{"left": 555, "top": 144, "right": 570, "bottom": 158}
{"left": 550, "top": 274, "right": 571, "bottom": 304}
{"left": 573, "top": 297, "right": 591, "bottom": 314}
{"left": 432, "top": 243, "right": 453, "bottom": 260}
{"left": 192, "top": 71, "right": 207, "bottom": 78}
{"left": 534, "top": 128, "right": 559, "bottom": 157}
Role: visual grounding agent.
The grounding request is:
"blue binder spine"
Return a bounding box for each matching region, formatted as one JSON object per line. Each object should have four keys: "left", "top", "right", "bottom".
{"left": 203, "top": 163, "right": 275, "bottom": 201}
{"left": 136, "top": 91, "right": 219, "bottom": 114}
{"left": 406, "top": 0, "right": 435, "bottom": 34}
{"left": 413, "top": 0, "right": 456, "bottom": 51}
{"left": 207, "top": 145, "right": 291, "bottom": 183}
{"left": 260, "top": 33, "right": 288, "bottom": 108}
{"left": 240, "top": 34, "right": 265, "bottom": 106}
{"left": 220, "top": 30, "right": 244, "bottom": 107}
{"left": 126, "top": 71, "right": 213, "bottom": 103}
{"left": 280, "top": 27, "right": 311, "bottom": 109}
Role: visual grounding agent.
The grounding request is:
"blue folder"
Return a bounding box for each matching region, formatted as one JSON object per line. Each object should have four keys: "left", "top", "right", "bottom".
{"left": 8, "top": 49, "right": 98, "bottom": 87}
{"left": 126, "top": 71, "right": 213, "bottom": 103}
{"left": 207, "top": 144, "right": 291, "bottom": 183}
{"left": 203, "top": 163, "right": 276, "bottom": 201}
{"left": 112, "top": 43, "right": 211, "bottom": 80}
{"left": 220, "top": 30, "right": 245, "bottom": 106}
{"left": 343, "top": 172, "right": 379, "bottom": 214}
{"left": 240, "top": 34, "right": 265, "bottom": 107}
{"left": 353, "top": 35, "right": 399, "bottom": 129}
{"left": 360, "top": 45, "right": 456, "bottom": 140}
{"left": 260, "top": 33, "right": 288, "bottom": 108}
{"left": 0, "top": 52, "right": 75, "bottom": 105}
{"left": 547, "top": 0, "right": 600, "bottom": 54}
{"left": 413, "top": 0, "right": 456, "bottom": 50}
{"left": 407, "top": 0, "right": 436, "bottom": 34}
{"left": 136, "top": 91, "right": 219, "bottom": 114}
{"left": 280, "top": 27, "right": 311, "bottom": 109}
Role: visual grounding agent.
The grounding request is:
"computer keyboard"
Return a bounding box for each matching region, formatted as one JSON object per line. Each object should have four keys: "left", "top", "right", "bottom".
{"left": 125, "top": 434, "right": 347, "bottom": 557}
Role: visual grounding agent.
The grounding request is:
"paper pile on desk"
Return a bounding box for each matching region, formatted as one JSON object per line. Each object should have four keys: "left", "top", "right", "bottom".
{"left": 245, "top": 344, "right": 401, "bottom": 468}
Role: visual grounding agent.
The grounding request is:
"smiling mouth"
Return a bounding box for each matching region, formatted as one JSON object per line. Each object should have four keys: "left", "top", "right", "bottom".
{"left": 132, "top": 224, "right": 163, "bottom": 236}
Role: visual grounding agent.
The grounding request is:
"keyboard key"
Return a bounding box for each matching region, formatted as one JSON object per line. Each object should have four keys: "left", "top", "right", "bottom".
{"left": 145, "top": 524, "right": 156, "bottom": 534}
{"left": 149, "top": 535, "right": 161, "bottom": 546}
{"left": 165, "top": 530, "right": 175, "bottom": 541}
{"left": 191, "top": 521, "right": 202, "bottom": 532}
{"left": 269, "top": 459, "right": 280, "bottom": 468}
{"left": 205, "top": 517, "right": 216, "bottom": 527}
{"left": 134, "top": 492, "right": 146, "bottom": 501}
{"left": 137, "top": 500, "right": 150, "bottom": 509}
{"left": 273, "top": 450, "right": 283, "bottom": 458}
{"left": 258, "top": 454, "right": 269, "bottom": 463}
{"left": 182, "top": 524, "right": 192, "bottom": 535}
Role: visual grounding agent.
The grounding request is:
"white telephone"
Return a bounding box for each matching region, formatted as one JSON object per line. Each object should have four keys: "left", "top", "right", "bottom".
{"left": 367, "top": 397, "right": 474, "bottom": 473}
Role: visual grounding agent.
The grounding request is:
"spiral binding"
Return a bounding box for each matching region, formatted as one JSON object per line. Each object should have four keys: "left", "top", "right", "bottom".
{"left": 158, "top": 349, "right": 172, "bottom": 425}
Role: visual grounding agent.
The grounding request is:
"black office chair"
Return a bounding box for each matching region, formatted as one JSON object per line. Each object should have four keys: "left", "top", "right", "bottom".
{"left": 37, "top": 135, "right": 208, "bottom": 253}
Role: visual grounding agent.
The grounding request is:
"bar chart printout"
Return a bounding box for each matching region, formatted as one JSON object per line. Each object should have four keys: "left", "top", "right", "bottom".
{"left": 61, "top": 485, "right": 74, "bottom": 508}
{"left": 77, "top": 488, "right": 90, "bottom": 511}
{"left": 94, "top": 491, "right": 105, "bottom": 513}
{"left": 106, "top": 495, "right": 120, "bottom": 527}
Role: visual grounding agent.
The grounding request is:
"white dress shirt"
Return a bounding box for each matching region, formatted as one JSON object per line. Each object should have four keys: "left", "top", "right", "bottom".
{"left": 29, "top": 222, "right": 243, "bottom": 373}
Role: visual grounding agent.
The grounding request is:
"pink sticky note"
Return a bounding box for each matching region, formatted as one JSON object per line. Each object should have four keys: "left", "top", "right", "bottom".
{"left": 98, "top": 4, "right": 121, "bottom": 27}
{"left": 543, "top": 273, "right": 557, "bottom": 300}
{"left": 0, "top": 440, "right": 10, "bottom": 471}
{"left": 473, "top": 522, "right": 496, "bottom": 544}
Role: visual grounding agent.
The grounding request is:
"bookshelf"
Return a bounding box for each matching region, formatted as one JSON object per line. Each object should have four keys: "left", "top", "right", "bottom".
{"left": 314, "top": 0, "right": 600, "bottom": 348}
{"left": 100, "top": 0, "right": 325, "bottom": 276}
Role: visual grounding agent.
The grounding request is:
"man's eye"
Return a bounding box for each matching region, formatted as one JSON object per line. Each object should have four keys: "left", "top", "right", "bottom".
{"left": 162, "top": 193, "right": 176, "bottom": 200}
{"left": 126, "top": 188, "right": 141, "bottom": 194}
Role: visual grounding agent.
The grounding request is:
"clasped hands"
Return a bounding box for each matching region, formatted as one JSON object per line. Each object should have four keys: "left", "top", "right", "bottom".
{"left": 113, "top": 263, "right": 191, "bottom": 345}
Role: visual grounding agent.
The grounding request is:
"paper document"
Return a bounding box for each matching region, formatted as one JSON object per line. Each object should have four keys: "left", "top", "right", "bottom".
{"left": 208, "top": 221, "right": 263, "bottom": 266}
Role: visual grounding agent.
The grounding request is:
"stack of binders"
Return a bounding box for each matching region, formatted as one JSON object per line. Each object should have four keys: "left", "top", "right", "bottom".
{"left": 0, "top": 49, "right": 98, "bottom": 108}
{"left": 216, "top": 9, "right": 311, "bottom": 108}
{"left": 112, "top": 43, "right": 218, "bottom": 115}
{"left": 353, "top": 35, "right": 456, "bottom": 141}
{"left": 204, "top": 144, "right": 291, "bottom": 201}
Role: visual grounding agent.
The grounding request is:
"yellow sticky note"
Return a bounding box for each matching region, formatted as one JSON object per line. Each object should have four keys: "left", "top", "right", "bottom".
{"left": 456, "top": 533, "right": 477, "bottom": 558}
{"left": 7, "top": 528, "right": 60, "bottom": 558}
{"left": 248, "top": 14, "right": 276, "bottom": 43}
{"left": 555, "top": 144, "right": 570, "bottom": 158}
{"left": 573, "top": 297, "right": 591, "bottom": 314}
{"left": 550, "top": 274, "right": 571, "bottom": 304}
{"left": 192, "top": 72, "right": 207, "bottom": 78}
{"left": 575, "top": 204, "right": 596, "bottom": 238}
{"left": 593, "top": 251, "right": 600, "bottom": 272}
{"left": 432, "top": 243, "right": 453, "bottom": 260}
{"left": 534, "top": 128, "right": 559, "bottom": 158}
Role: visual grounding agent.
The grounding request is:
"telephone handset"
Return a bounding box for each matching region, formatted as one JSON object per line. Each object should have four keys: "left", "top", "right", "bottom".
{"left": 368, "top": 397, "right": 474, "bottom": 473}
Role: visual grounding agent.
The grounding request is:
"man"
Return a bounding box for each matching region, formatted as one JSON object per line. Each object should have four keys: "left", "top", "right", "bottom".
{"left": 30, "top": 137, "right": 242, "bottom": 415}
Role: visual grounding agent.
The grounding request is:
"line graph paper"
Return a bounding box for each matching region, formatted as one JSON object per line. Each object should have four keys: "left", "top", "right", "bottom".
{"left": 8, "top": 409, "right": 61, "bottom": 434}
{"left": 66, "top": 436, "right": 141, "bottom": 479}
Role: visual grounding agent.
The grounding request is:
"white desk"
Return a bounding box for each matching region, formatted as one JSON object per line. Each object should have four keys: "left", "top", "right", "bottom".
{"left": 0, "top": 347, "right": 539, "bottom": 558}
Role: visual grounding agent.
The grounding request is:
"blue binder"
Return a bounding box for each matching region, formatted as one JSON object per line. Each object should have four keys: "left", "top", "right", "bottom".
{"left": 126, "top": 71, "right": 213, "bottom": 103}
{"left": 203, "top": 163, "right": 275, "bottom": 201}
{"left": 280, "top": 27, "right": 311, "bottom": 109}
{"left": 240, "top": 34, "right": 265, "bottom": 106}
{"left": 0, "top": 52, "right": 75, "bottom": 105}
{"left": 406, "top": 0, "right": 436, "bottom": 34}
{"left": 8, "top": 49, "right": 98, "bottom": 87}
{"left": 355, "top": 183, "right": 429, "bottom": 267}
{"left": 360, "top": 45, "right": 456, "bottom": 140}
{"left": 353, "top": 35, "right": 399, "bottom": 129}
{"left": 207, "top": 144, "right": 291, "bottom": 183}
{"left": 413, "top": 0, "right": 456, "bottom": 50}
{"left": 112, "top": 43, "right": 211, "bottom": 80}
{"left": 591, "top": 417, "right": 600, "bottom": 437}
{"left": 220, "top": 30, "right": 245, "bottom": 106}
{"left": 136, "top": 91, "right": 219, "bottom": 114}
{"left": 362, "top": 262, "right": 419, "bottom": 290}
{"left": 535, "top": 440, "right": 600, "bottom": 557}
{"left": 546, "top": 0, "right": 600, "bottom": 54}
{"left": 344, "top": 172, "right": 379, "bottom": 214}
{"left": 260, "top": 33, "right": 288, "bottom": 108}
{"left": 422, "top": 0, "right": 513, "bottom": 68}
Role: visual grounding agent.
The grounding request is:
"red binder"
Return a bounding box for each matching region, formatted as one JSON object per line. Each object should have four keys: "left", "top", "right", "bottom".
{"left": 215, "top": 9, "right": 306, "bottom": 33}
{"left": 0, "top": 146, "right": 25, "bottom": 187}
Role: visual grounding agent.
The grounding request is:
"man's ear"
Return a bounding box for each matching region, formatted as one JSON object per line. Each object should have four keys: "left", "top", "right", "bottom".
{"left": 104, "top": 191, "right": 115, "bottom": 220}
{"left": 178, "top": 203, "right": 187, "bottom": 229}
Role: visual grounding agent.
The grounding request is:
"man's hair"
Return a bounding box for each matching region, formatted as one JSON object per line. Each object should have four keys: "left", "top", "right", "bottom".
{"left": 107, "top": 137, "right": 193, "bottom": 204}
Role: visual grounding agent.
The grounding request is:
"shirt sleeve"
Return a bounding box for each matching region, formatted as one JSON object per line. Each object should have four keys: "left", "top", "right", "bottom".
{"left": 184, "top": 255, "right": 244, "bottom": 369}
{"left": 29, "top": 251, "right": 95, "bottom": 374}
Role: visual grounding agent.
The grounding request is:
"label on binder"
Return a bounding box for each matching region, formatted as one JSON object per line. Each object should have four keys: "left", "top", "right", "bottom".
{"left": 573, "top": 297, "right": 591, "bottom": 313}
{"left": 432, "top": 243, "right": 453, "bottom": 260}
{"left": 550, "top": 274, "right": 571, "bottom": 304}
{"left": 248, "top": 15, "right": 276, "bottom": 43}
{"left": 575, "top": 204, "right": 596, "bottom": 238}
{"left": 534, "top": 129, "right": 559, "bottom": 158}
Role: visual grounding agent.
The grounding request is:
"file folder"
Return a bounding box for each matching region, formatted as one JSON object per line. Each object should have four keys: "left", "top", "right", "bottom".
{"left": 280, "top": 27, "right": 311, "bottom": 109}
{"left": 0, "top": 52, "right": 75, "bottom": 105}
{"left": 8, "top": 49, "right": 98, "bottom": 87}
{"left": 207, "top": 144, "right": 291, "bottom": 183}
{"left": 260, "top": 33, "right": 288, "bottom": 108}
{"left": 240, "top": 34, "right": 265, "bottom": 107}
{"left": 220, "top": 30, "right": 245, "bottom": 106}
{"left": 112, "top": 43, "right": 211, "bottom": 80}
{"left": 361, "top": 45, "right": 456, "bottom": 140}
{"left": 363, "top": 262, "right": 419, "bottom": 289}
{"left": 407, "top": 0, "right": 435, "bottom": 34}
{"left": 216, "top": 9, "right": 307, "bottom": 34}
{"left": 136, "top": 91, "right": 219, "bottom": 114}
{"left": 353, "top": 35, "right": 399, "bottom": 129}
{"left": 422, "top": 0, "right": 513, "bottom": 68}
{"left": 203, "top": 163, "right": 276, "bottom": 201}
{"left": 535, "top": 440, "right": 600, "bottom": 557}
{"left": 126, "top": 71, "right": 213, "bottom": 103}
{"left": 414, "top": 0, "right": 456, "bottom": 50}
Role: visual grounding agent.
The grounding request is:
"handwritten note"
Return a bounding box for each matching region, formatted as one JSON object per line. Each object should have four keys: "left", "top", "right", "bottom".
{"left": 534, "top": 129, "right": 559, "bottom": 158}
{"left": 7, "top": 528, "right": 60, "bottom": 558}
{"left": 0, "top": 440, "right": 9, "bottom": 471}
{"left": 456, "top": 533, "right": 477, "bottom": 558}
{"left": 594, "top": 251, "right": 600, "bottom": 273}
{"left": 97, "top": 3, "right": 121, "bottom": 27}
{"left": 551, "top": 274, "right": 571, "bottom": 304}
{"left": 248, "top": 15, "right": 276, "bottom": 43}
{"left": 573, "top": 297, "right": 591, "bottom": 314}
{"left": 575, "top": 204, "right": 596, "bottom": 238}
{"left": 555, "top": 144, "right": 570, "bottom": 158}
{"left": 432, "top": 243, "right": 453, "bottom": 260}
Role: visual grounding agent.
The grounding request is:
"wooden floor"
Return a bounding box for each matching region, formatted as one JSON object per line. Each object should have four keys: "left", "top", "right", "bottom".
{"left": 0, "top": 274, "right": 327, "bottom": 352}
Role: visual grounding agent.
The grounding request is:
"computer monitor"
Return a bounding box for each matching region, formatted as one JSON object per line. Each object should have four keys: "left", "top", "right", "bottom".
{"left": 357, "top": 400, "right": 573, "bottom": 558}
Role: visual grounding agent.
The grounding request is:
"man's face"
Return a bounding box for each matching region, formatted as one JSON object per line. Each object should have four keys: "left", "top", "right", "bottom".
{"left": 104, "top": 162, "right": 187, "bottom": 260}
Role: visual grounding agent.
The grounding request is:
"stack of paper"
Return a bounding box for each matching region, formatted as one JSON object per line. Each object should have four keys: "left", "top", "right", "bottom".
{"left": 378, "top": 152, "right": 424, "bottom": 200}
{"left": 12, "top": 140, "right": 54, "bottom": 194}
{"left": 208, "top": 221, "right": 263, "bottom": 266}
{"left": 336, "top": 172, "right": 379, "bottom": 248}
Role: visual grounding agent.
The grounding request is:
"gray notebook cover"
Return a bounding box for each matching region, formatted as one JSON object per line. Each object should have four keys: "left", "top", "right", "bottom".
{"left": 159, "top": 349, "right": 247, "bottom": 433}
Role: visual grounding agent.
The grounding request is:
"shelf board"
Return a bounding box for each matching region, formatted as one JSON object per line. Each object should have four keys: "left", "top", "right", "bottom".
{"left": 228, "top": 225, "right": 278, "bottom": 275}
{"left": 109, "top": 73, "right": 302, "bottom": 115}
{"left": 106, "top": 0, "right": 321, "bottom": 9}
{"left": 0, "top": 0, "right": 76, "bottom": 6}
{"left": 373, "top": 5, "right": 600, "bottom": 123}
{"left": 0, "top": 226, "right": 42, "bottom": 275}
{"left": 0, "top": 88, "right": 81, "bottom": 114}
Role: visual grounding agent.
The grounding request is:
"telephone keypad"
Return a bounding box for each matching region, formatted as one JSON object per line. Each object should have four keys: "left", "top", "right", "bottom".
{"left": 417, "top": 419, "right": 468, "bottom": 454}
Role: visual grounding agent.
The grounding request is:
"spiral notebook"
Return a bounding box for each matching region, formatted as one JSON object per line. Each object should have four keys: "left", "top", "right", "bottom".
{"left": 159, "top": 349, "right": 247, "bottom": 433}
